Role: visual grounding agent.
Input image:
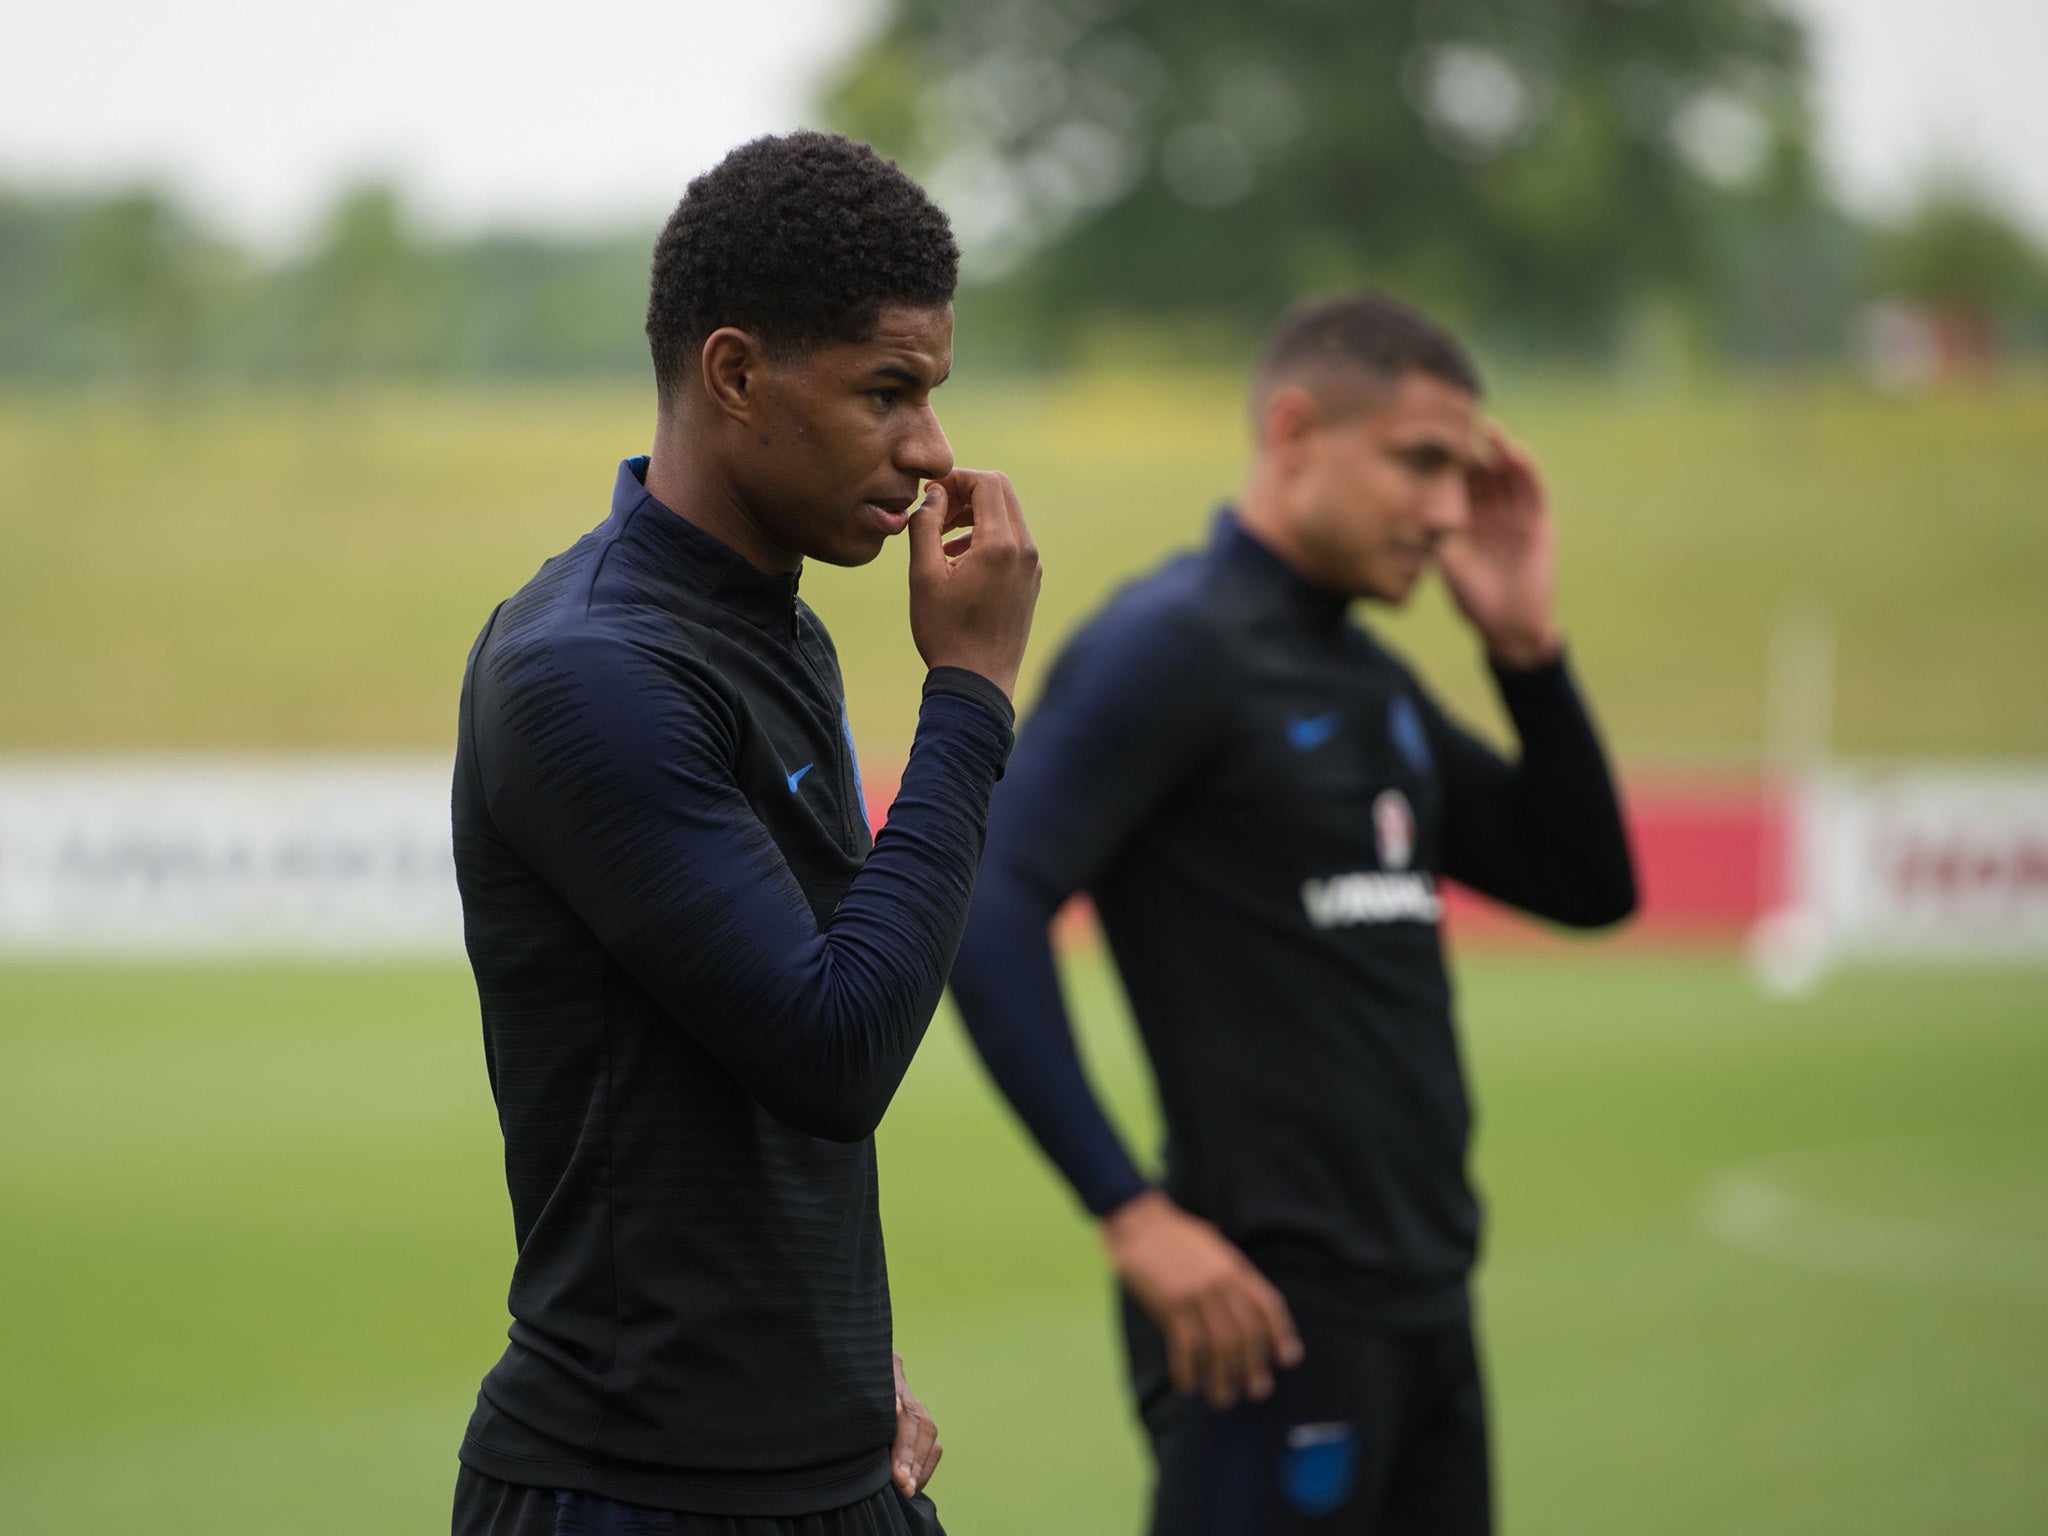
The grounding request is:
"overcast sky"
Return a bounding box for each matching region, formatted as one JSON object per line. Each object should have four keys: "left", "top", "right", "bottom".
{"left": 3, "top": 0, "right": 2044, "bottom": 247}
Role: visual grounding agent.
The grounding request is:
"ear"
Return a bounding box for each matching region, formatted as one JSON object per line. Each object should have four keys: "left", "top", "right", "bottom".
{"left": 700, "top": 327, "right": 766, "bottom": 421}
{"left": 1258, "top": 383, "right": 1323, "bottom": 467}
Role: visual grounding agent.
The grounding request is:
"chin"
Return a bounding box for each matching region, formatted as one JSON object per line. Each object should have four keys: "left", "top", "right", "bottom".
{"left": 810, "top": 532, "right": 890, "bottom": 569}
{"left": 1360, "top": 568, "right": 1417, "bottom": 606}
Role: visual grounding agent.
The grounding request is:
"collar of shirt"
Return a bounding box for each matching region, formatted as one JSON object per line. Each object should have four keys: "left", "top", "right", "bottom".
{"left": 1210, "top": 507, "right": 1352, "bottom": 632}
{"left": 609, "top": 455, "right": 802, "bottom": 634}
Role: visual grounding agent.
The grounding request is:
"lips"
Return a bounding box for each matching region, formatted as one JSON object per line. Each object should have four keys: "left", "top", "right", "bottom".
{"left": 862, "top": 493, "right": 920, "bottom": 535}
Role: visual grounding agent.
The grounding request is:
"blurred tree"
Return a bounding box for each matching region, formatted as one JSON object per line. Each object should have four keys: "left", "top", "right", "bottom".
{"left": 441, "top": 233, "right": 652, "bottom": 376}
{"left": 0, "top": 192, "right": 76, "bottom": 375}
{"left": 1876, "top": 177, "right": 2048, "bottom": 320}
{"left": 286, "top": 184, "right": 450, "bottom": 378}
{"left": 59, "top": 189, "right": 230, "bottom": 384}
{"left": 1695, "top": 98, "right": 1869, "bottom": 369}
{"left": 827, "top": 0, "right": 1816, "bottom": 357}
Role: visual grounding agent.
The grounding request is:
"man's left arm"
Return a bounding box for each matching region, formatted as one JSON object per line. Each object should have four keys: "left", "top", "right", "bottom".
{"left": 1420, "top": 658, "right": 1636, "bottom": 928}
{"left": 1427, "top": 424, "right": 1637, "bottom": 929}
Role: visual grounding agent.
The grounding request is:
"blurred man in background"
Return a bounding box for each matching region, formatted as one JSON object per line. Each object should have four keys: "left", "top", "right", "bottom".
{"left": 951, "top": 291, "right": 1635, "bottom": 1534}
{"left": 449, "top": 132, "right": 1039, "bottom": 1536}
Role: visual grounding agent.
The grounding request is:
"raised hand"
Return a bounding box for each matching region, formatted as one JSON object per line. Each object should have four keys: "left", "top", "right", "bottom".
{"left": 1436, "top": 424, "right": 1561, "bottom": 669}
{"left": 906, "top": 469, "right": 1042, "bottom": 701}
{"left": 1102, "top": 1189, "right": 1304, "bottom": 1410}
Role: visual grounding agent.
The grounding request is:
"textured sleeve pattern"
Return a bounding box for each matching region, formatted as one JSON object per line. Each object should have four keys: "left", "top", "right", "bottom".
{"left": 1422, "top": 652, "right": 1638, "bottom": 929}
{"left": 475, "top": 630, "right": 1014, "bottom": 1143}
{"left": 951, "top": 601, "right": 1223, "bottom": 1215}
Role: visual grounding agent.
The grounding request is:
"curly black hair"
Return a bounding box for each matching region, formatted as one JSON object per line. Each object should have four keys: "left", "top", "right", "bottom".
{"left": 1255, "top": 290, "right": 1482, "bottom": 407}
{"left": 646, "top": 131, "right": 959, "bottom": 398}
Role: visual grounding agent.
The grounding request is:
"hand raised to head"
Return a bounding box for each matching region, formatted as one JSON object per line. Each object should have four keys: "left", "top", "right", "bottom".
{"left": 1436, "top": 424, "right": 1561, "bottom": 669}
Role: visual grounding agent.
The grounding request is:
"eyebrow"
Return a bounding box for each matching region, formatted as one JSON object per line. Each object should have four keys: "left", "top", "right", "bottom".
{"left": 869, "top": 363, "right": 950, "bottom": 389}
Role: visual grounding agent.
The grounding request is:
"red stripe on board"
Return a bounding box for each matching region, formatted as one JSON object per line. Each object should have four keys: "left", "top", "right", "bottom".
{"left": 860, "top": 764, "right": 1787, "bottom": 950}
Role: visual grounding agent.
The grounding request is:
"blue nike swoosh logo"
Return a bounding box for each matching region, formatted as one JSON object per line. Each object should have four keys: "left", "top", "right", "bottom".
{"left": 785, "top": 763, "right": 814, "bottom": 792}
{"left": 1286, "top": 712, "right": 1341, "bottom": 752}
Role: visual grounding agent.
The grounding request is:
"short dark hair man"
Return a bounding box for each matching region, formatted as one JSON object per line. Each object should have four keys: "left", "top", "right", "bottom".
{"left": 449, "top": 132, "right": 1040, "bottom": 1536}
{"left": 950, "top": 291, "right": 1635, "bottom": 1533}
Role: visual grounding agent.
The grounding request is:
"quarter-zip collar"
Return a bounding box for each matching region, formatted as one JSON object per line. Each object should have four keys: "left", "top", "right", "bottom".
{"left": 610, "top": 455, "right": 801, "bottom": 635}
{"left": 1210, "top": 507, "right": 1352, "bottom": 632}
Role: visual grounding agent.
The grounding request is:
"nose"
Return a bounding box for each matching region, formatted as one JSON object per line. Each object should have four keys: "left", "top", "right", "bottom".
{"left": 899, "top": 402, "right": 954, "bottom": 484}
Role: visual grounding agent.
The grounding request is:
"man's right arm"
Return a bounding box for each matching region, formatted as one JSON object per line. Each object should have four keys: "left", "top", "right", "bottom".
{"left": 473, "top": 629, "right": 1014, "bottom": 1145}
{"left": 951, "top": 596, "right": 1302, "bottom": 1407}
{"left": 471, "top": 471, "right": 1040, "bottom": 1146}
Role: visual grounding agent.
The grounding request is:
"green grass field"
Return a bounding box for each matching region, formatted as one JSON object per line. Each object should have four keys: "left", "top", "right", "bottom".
{"left": 3, "top": 375, "right": 2046, "bottom": 760}
{"left": 4, "top": 952, "right": 2045, "bottom": 1534}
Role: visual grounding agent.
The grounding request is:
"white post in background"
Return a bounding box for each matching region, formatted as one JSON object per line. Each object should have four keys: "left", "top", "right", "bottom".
{"left": 1748, "top": 598, "right": 1836, "bottom": 995}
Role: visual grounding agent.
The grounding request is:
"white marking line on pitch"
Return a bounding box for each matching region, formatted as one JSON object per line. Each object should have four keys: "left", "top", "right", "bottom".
{"left": 1698, "top": 1143, "right": 2048, "bottom": 1304}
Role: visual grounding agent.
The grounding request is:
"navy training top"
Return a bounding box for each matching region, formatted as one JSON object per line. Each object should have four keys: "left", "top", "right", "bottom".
{"left": 452, "top": 457, "right": 1014, "bottom": 1512}
{"left": 951, "top": 512, "right": 1634, "bottom": 1325}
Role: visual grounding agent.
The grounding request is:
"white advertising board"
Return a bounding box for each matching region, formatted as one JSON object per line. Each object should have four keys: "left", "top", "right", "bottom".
{"left": 1755, "top": 765, "right": 2048, "bottom": 989}
{"left": 1809, "top": 767, "right": 2048, "bottom": 956}
{"left": 0, "top": 758, "right": 462, "bottom": 956}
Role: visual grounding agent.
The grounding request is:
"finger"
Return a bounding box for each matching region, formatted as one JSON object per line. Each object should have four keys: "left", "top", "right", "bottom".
{"left": 1193, "top": 1290, "right": 1245, "bottom": 1409}
{"left": 1163, "top": 1306, "right": 1203, "bottom": 1397}
{"left": 1486, "top": 421, "right": 1530, "bottom": 466}
{"left": 986, "top": 469, "right": 1027, "bottom": 543}
{"left": 960, "top": 470, "right": 1017, "bottom": 553}
{"left": 940, "top": 529, "right": 973, "bottom": 560}
{"left": 931, "top": 468, "right": 982, "bottom": 533}
{"left": 909, "top": 1407, "right": 938, "bottom": 1488}
{"left": 889, "top": 1407, "right": 918, "bottom": 1483}
{"left": 918, "top": 1435, "right": 944, "bottom": 1490}
{"left": 1248, "top": 1273, "right": 1304, "bottom": 1369}
{"left": 891, "top": 1410, "right": 926, "bottom": 1496}
{"left": 1216, "top": 1286, "right": 1271, "bottom": 1404}
{"left": 940, "top": 475, "right": 978, "bottom": 534}
{"left": 1483, "top": 424, "right": 1545, "bottom": 501}
{"left": 887, "top": 1364, "right": 918, "bottom": 1485}
{"left": 907, "top": 482, "right": 948, "bottom": 581}
{"left": 999, "top": 475, "right": 1036, "bottom": 560}
{"left": 1215, "top": 1284, "right": 1275, "bottom": 1401}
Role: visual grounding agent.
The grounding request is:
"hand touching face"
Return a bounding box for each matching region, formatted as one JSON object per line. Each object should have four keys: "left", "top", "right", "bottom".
{"left": 1435, "top": 423, "right": 1561, "bottom": 667}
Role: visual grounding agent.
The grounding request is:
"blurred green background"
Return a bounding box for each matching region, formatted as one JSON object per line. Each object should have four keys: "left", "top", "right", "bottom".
{"left": 5, "top": 0, "right": 2048, "bottom": 1531}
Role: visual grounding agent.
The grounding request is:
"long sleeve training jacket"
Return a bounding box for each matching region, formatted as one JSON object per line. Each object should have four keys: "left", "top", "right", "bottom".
{"left": 452, "top": 457, "right": 1013, "bottom": 1513}
{"left": 951, "top": 512, "right": 1633, "bottom": 1326}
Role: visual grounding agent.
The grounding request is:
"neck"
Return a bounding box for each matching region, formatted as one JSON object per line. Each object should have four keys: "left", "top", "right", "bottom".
{"left": 1237, "top": 459, "right": 1332, "bottom": 590}
{"left": 643, "top": 409, "right": 802, "bottom": 575}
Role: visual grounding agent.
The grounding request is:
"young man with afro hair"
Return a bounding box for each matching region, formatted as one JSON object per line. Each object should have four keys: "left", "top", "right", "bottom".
{"left": 449, "top": 131, "right": 1040, "bottom": 1536}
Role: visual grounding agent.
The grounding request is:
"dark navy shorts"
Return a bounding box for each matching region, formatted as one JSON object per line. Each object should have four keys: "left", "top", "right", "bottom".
{"left": 1122, "top": 1287, "right": 1491, "bottom": 1535}
{"left": 451, "top": 1467, "right": 945, "bottom": 1536}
